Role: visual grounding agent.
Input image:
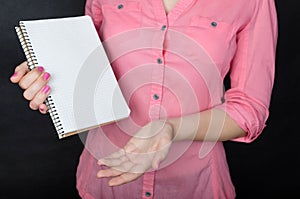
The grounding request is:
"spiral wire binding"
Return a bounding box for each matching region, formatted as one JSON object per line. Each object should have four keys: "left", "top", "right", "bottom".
{"left": 15, "top": 23, "right": 65, "bottom": 137}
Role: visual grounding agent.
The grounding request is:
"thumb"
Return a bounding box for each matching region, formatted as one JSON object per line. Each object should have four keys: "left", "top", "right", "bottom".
{"left": 152, "top": 153, "right": 164, "bottom": 170}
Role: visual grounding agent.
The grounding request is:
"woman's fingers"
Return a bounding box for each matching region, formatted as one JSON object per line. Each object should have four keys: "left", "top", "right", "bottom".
{"left": 108, "top": 172, "right": 141, "bottom": 186}
{"left": 18, "top": 66, "right": 45, "bottom": 90}
{"left": 10, "top": 62, "right": 51, "bottom": 113}
{"left": 98, "top": 150, "right": 126, "bottom": 165}
{"left": 29, "top": 85, "right": 51, "bottom": 110}
{"left": 10, "top": 61, "right": 29, "bottom": 83}
{"left": 97, "top": 168, "right": 123, "bottom": 178}
{"left": 23, "top": 71, "right": 51, "bottom": 100}
{"left": 38, "top": 104, "right": 48, "bottom": 114}
{"left": 97, "top": 167, "right": 142, "bottom": 186}
{"left": 98, "top": 157, "right": 123, "bottom": 167}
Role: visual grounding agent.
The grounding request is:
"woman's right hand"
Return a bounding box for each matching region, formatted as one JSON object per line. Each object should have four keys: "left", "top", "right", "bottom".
{"left": 10, "top": 61, "right": 51, "bottom": 114}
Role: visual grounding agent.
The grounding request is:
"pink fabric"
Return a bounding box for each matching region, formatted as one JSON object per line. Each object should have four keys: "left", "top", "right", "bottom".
{"left": 77, "top": 0, "right": 278, "bottom": 198}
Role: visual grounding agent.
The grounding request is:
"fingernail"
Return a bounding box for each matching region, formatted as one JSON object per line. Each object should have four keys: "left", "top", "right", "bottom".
{"left": 37, "top": 66, "right": 44, "bottom": 72}
{"left": 39, "top": 107, "right": 44, "bottom": 112}
{"left": 10, "top": 72, "right": 17, "bottom": 78}
{"left": 43, "top": 72, "right": 50, "bottom": 81}
{"left": 97, "top": 160, "right": 103, "bottom": 165}
{"left": 97, "top": 173, "right": 102, "bottom": 178}
{"left": 108, "top": 181, "right": 115, "bottom": 186}
{"left": 97, "top": 171, "right": 105, "bottom": 178}
{"left": 42, "top": 85, "right": 50, "bottom": 94}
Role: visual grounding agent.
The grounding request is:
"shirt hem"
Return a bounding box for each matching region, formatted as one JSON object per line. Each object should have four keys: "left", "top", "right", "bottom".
{"left": 78, "top": 188, "right": 96, "bottom": 199}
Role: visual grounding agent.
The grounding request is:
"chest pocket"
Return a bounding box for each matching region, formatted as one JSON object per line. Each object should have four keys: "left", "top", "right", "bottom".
{"left": 187, "top": 16, "right": 235, "bottom": 66}
{"left": 100, "top": 1, "right": 142, "bottom": 40}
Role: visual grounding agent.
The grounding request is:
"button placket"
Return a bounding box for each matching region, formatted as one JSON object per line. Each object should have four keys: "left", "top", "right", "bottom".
{"left": 149, "top": 27, "right": 166, "bottom": 120}
{"left": 150, "top": 55, "right": 164, "bottom": 116}
{"left": 161, "top": 24, "right": 167, "bottom": 31}
{"left": 157, "top": 58, "right": 163, "bottom": 64}
{"left": 153, "top": 94, "right": 160, "bottom": 100}
{"left": 117, "top": 4, "right": 124, "bottom": 9}
{"left": 145, "top": 191, "right": 152, "bottom": 197}
{"left": 142, "top": 172, "right": 155, "bottom": 199}
{"left": 149, "top": 80, "right": 164, "bottom": 119}
{"left": 211, "top": 21, "right": 217, "bottom": 27}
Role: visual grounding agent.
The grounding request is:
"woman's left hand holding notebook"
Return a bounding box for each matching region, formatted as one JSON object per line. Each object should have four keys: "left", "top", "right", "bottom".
{"left": 10, "top": 61, "right": 51, "bottom": 114}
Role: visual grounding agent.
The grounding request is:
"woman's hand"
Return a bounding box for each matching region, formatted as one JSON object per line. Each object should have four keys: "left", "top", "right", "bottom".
{"left": 10, "top": 61, "right": 51, "bottom": 114}
{"left": 97, "top": 120, "right": 174, "bottom": 186}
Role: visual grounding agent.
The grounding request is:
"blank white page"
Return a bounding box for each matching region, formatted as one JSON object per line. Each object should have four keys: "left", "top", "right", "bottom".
{"left": 20, "top": 16, "right": 130, "bottom": 138}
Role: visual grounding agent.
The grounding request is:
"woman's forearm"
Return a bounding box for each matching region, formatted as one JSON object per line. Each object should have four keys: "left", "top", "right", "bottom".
{"left": 167, "top": 108, "right": 246, "bottom": 142}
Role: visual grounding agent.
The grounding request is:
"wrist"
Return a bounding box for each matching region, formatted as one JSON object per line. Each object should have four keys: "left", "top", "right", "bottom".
{"left": 149, "top": 119, "right": 175, "bottom": 141}
{"left": 163, "top": 120, "right": 175, "bottom": 140}
{"left": 166, "top": 114, "right": 201, "bottom": 141}
{"left": 165, "top": 118, "right": 179, "bottom": 141}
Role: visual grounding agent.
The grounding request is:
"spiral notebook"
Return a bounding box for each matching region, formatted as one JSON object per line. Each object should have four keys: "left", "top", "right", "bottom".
{"left": 15, "top": 16, "right": 130, "bottom": 139}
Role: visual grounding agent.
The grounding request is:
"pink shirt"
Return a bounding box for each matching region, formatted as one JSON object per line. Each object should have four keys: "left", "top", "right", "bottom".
{"left": 76, "top": 0, "right": 278, "bottom": 198}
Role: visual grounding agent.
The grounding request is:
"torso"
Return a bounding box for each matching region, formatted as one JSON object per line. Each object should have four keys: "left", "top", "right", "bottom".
{"left": 76, "top": 0, "right": 263, "bottom": 198}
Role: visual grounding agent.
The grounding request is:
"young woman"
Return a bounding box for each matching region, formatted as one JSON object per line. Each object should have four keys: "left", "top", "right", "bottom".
{"left": 10, "top": 0, "right": 278, "bottom": 198}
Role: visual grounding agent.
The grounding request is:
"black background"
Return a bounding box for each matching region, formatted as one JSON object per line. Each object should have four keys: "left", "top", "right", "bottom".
{"left": 0, "top": 0, "right": 299, "bottom": 198}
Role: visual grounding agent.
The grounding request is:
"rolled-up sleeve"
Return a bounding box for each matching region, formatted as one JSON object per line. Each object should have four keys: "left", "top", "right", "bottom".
{"left": 85, "top": 0, "right": 103, "bottom": 33}
{"left": 215, "top": 0, "right": 278, "bottom": 143}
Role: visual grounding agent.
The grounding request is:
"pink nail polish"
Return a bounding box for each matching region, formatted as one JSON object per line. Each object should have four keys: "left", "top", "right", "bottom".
{"left": 10, "top": 72, "right": 17, "bottom": 78}
{"left": 37, "top": 66, "right": 44, "bottom": 72}
{"left": 39, "top": 107, "right": 44, "bottom": 111}
{"left": 43, "top": 72, "right": 50, "bottom": 81}
{"left": 42, "top": 85, "right": 50, "bottom": 94}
